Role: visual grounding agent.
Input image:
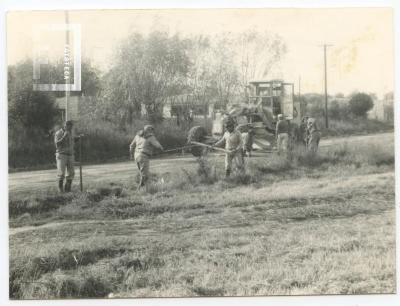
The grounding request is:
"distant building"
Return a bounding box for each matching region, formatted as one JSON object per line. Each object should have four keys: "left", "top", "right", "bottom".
{"left": 140, "top": 94, "right": 244, "bottom": 120}
{"left": 162, "top": 94, "right": 213, "bottom": 119}
{"left": 368, "top": 93, "right": 394, "bottom": 122}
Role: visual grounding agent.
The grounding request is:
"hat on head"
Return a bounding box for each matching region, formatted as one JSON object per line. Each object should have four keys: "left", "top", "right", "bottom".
{"left": 144, "top": 125, "right": 154, "bottom": 132}
{"left": 143, "top": 125, "right": 155, "bottom": 136}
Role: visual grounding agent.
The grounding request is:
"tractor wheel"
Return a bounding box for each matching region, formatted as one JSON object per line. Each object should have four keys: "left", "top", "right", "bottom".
{"left": 187, "top": 126, "right": 208, "bottom": 157}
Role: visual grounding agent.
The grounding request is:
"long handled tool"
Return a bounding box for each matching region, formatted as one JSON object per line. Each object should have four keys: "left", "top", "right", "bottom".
{"left": 130, "top": 144, "right": 196, "bottom": 160}
{"left": 161, "top": 145, "right": 195, "bottom": 154}
{"left": 190, "top": 141, "right": 233, "bottom": 154}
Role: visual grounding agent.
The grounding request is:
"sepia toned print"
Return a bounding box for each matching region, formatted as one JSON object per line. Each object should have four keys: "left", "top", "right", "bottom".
{"left": 7, "top": 8, "right": 395, "bottom": 299}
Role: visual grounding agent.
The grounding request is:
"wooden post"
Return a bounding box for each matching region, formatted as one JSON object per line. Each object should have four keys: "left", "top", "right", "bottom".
{"left": 79, "top": 136, "right": 83, "bottom": 192}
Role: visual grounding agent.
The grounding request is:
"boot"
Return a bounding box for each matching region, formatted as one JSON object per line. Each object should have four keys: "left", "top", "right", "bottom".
{"left": 225, "top": 169, "right": 231, "bottom": 178}
{"left": 58, "top": 179, "right": 64, "bottom": 192}
{"left": 64, "top": 179, "right": 72, "bottom": 192}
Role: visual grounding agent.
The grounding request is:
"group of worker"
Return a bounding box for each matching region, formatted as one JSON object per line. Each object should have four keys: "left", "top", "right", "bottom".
{"left": 54, "top": 114, "right": 321, "bottom": 192}
{"left": 301, "top": 116, "right": 321, "bottom": 153}
{"left": 276, "top": 114, "right": 321, "bottom": 156}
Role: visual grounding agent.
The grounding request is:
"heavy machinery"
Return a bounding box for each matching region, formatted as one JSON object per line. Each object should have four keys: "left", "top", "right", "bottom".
{"left": 187, "top": 79, "right": 302, "bottom": 156}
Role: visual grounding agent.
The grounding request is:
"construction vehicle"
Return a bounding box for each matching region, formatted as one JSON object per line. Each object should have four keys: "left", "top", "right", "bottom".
{"left": 187, "top": 79, "right": 302, "bottom": 156}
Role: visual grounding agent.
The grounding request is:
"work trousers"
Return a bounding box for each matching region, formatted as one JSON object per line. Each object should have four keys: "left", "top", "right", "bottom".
{"left": 225, "top": 150, "right": 245, "bottom": 174}
{"left": 308, "top": 131, "right": 321, "bottom": 153}
{"left": 135, "top": 153, "right": 150, "bottom": 186}
{"left": 277, "top": 133, "right": 289, "bottom": 155}
{"left": 56, "top": 153, "right": 75, "bottom": 180}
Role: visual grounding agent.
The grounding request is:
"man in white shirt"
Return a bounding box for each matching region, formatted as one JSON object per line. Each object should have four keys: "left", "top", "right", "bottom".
{"left": 129, "top": 125, "right": 164, "bottom": 188}
{"left": 213, "top": 119, "right": 244, "bottom": 177}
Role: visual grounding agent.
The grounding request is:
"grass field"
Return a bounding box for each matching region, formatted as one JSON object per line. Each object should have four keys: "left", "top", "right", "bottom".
{"left": 8, "top": 137, "right": 396, "bottom": 299}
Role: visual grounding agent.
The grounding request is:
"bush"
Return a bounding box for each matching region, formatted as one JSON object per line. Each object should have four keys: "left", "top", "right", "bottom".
{"left": 153, "top": 119, "right": 187, "bottom": 150}
{"left": 322, "top": 118, "right": 393, "bottom": 137}
{"left": 8, "top": 126, "right": 56, "bottom": 169}
{"left": 9, "top": 118, "right": 189, "bottom": 170}
{"left": 348, "top": 93, "right": 374, "bottom": 117}
{"left": 76, "top": 120, "right": 131, "bottom": 163}
{"left": 329, "top": 100, "right": 350, "bottom": 120}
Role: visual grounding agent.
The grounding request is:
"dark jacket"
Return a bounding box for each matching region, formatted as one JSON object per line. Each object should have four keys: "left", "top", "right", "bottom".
{"left": 276, "top": 120, "right": 289, "bottom": 136}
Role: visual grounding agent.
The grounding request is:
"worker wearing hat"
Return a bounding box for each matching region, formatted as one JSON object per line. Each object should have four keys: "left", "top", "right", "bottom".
{"left": 129, "top": 125, "right": 164, "bottom": 188}
{"left": 213, "top": 119, "right": 244, "bottom": 177}
{"left": 276, "top": 114, "right": 290, "bottom": 156}
{"left": 54, "top": 120, "right": 75, "bottom": 192}
{"left": 300, "top": 116, "right": 310, "bottom": 147}
{"left": 307, "top": 118, "right": 321, "bottom": 153}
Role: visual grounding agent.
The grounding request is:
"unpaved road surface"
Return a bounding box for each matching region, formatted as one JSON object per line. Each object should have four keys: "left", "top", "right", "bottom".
{"left": 8, "top": 132, "right": 393, "bottom": 193}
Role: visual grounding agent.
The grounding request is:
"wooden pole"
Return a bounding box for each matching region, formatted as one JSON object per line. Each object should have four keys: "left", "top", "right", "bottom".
{"left": 324, "top": 44, "right": 328, "bottom": 128}
{"left": 322, "top": 44, "right": 332, "bottom": 128}
{"left": 79, "top": 136, "right": 83, "bottom": 192}
{"left": 65, "top": 11, "right": 70, "bottom": 121}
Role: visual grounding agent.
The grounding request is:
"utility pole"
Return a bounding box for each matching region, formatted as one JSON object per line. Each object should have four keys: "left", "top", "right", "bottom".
{"left": 322, "top": 44, "right": 332, "bottom": 128}
{"left": 64, "top": 11, "right": 70, "bottom": 121}
{"left": 298, "top": 75, "right": 301, "bottom": 98}
{"left": 298, "top": 75, "right": 302, "bottom": 119}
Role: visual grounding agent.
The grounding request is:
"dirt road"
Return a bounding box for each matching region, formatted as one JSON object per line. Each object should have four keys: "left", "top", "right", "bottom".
{"left": 8, "top": 132, "right": 393, "bottom": 193}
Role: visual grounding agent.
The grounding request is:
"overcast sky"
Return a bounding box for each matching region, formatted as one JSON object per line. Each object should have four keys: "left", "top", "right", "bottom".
{"left": 7, "top": 8, "right": 394, "bottom": 97}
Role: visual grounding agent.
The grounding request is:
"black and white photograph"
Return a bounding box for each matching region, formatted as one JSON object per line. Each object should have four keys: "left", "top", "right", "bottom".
{"left": 3, "top": 2, "right": 398, "bottom": 303}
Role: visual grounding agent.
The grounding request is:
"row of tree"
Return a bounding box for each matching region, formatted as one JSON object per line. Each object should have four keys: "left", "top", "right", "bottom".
{"left": 92, "top": 30, "right": 286, "bottom": 125}
{"left": 301, "top": 92, "right": 376, "bottom": 120}
{"left": 8, "top": 30, "right": 287, "bottom": 167}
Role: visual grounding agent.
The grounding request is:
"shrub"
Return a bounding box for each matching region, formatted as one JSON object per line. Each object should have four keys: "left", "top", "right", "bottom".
{"left": 76, "top": 120, "right": 131, "bottom": 163}
{"left": 348, "top": 93, "right": 374, "bottom": 117}
{"left": 9, "top": 118, "right": 189, "bottom": 170}
{"left": 8, "top": 126, "right": 56, "bottom": 169}
{"left": 329, "top": 100, "right": 350, "bottom": 120}
{"left": 321, "top": 118, "right": 393, "bottom": 137}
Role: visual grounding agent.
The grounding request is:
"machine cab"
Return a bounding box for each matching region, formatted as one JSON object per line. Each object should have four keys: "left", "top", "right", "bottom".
{"left": 247, "top": 80, "right": 300, "bottom": 125}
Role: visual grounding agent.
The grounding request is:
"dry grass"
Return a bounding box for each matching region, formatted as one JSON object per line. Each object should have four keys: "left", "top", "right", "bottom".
{"left": 8, "top": 141, "right": 396, "bottom": 299}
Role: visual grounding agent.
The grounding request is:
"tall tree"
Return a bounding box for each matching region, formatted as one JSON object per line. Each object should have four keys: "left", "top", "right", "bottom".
{"left": 101, "top": 31, "right": 191, "bottom": 124}
{"left": 8, "top": 60, "right": 57, "bottom": 133}
{"left": 236, "top": 31, "right": 287, "bottom": 96}
{"left": 348, "top": 93, "right": 374, "bottom": 117}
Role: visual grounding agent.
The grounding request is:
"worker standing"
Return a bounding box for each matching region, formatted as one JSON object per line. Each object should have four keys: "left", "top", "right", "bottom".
{"left": 307, "top": 118, "right": 321, "bottom": 153}
{"left": 213, "top": 119, "right": 244, "bottom": 177}
{"left": 129, "top": 125, "right": 164, "bottom": 189}
{"left": 276, "top": 114, "right": 289, "bottom": 157}
{"left": 54, "top": 120, "right": 75, "bottom": 192}
{"left": 242, "top": 126, "right": 255, "bottom": 157}
{"left": 300, "top": 116, "right": 310, "bottom": 148}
